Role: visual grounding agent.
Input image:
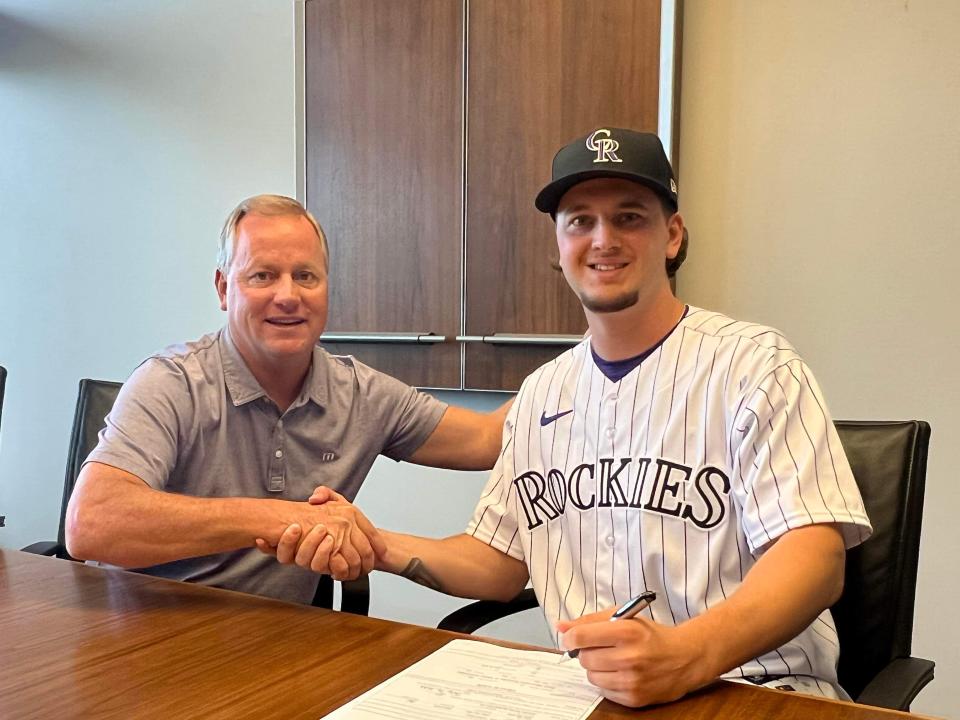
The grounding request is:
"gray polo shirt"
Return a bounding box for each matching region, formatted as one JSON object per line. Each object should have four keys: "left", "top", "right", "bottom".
{"left": 86, "top": 327, "right": 446, "bottom": 603}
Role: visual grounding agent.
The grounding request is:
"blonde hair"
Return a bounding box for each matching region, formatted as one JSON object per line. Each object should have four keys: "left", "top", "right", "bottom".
{"left": 217, "top": 194, "right": 328, "bottom": 272}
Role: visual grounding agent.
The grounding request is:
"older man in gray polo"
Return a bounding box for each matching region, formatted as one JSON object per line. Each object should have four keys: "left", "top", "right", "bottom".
{"left": 65, "top": 195, "right": 506, "bottom": 604}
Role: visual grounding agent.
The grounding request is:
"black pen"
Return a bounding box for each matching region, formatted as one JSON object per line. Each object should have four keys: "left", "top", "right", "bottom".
{"left": 558, "top": 590, "right": 657, "bottom": 663}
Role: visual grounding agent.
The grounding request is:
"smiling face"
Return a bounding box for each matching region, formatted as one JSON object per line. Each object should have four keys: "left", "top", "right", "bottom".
{"left": 215, "top": 212, "right": 328, "bottom": 379}
{"left": 555, "top": 178, "right": 683, "bottom": 317}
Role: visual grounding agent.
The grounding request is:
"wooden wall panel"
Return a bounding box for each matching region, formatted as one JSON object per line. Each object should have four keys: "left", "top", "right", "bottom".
{"left": 305, "top": 0, "right": 462, "bottom": 388}
{"left": 305, "top": 0, "right": 672, "bottom": 391}
{"left": 464, "top": 0, "right": 663, "bottom": 390}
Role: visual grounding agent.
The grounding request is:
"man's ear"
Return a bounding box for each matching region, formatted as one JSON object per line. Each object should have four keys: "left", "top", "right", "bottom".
{"left": 665, "top": 213, "right": 684, "bottom": 260}
{"left": 215, "top": 269, "right": 228, "bottom": 311}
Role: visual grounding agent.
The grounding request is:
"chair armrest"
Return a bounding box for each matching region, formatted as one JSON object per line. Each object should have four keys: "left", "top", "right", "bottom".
{"left": 856, "top": 656, "right": 935, "bottom": 711}
{"left": 437, "top": 588, "right": 539, "bottom": 633}
{"left": 21, "top": 541, "right": 61, "bottom": 557}
{"left": 311, "top": 575, "right": 370, "bottom": 615}
{"left": 339, "top": 576, "right": 370, "bottom": 616}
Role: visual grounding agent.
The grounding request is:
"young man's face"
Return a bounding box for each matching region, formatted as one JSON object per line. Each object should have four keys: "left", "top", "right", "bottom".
{"left": 215, "top": 212, "right": 329, "bottom": 375}
{"left": 555, "top": 178, "right": 683, "bottom": 315}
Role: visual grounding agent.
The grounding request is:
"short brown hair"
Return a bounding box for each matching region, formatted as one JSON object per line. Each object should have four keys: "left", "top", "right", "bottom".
{"left": 217, "top": 195, "right": 328, "bottom": 272}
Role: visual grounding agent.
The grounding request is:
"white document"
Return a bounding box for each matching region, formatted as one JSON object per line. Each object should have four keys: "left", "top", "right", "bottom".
{"left": 323, "top": 639, "right": 603, "bottom": 720}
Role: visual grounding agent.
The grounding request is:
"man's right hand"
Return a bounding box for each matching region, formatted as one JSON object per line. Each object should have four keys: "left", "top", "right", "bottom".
{"left": 256, "top": 492, "right": 386, "bottom": 581}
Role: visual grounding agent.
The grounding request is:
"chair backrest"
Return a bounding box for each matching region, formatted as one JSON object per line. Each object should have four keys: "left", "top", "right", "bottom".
{"left": 0, "top": 364, "right": 7, "bottom": 433}
{"left": 56, "top": 379, "right": 123, "bottom": 557}
{"left": 831, "top": 420, "right": 930, "bottom": 700}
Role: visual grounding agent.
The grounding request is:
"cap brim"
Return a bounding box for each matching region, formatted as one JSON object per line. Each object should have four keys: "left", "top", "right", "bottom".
{"left": 535, "top": 170, "right": 676, "bottom": 216}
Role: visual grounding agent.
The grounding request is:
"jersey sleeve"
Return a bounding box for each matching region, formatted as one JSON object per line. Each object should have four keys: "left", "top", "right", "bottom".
{"left": 465, "top": 396, "right": 526, "bottom": 562}
{"left": 84, "top": 358, "right": 189, "bottom": 490}
{"left": 730, "top": 358, "right": 872, "bottom": 554}
{"left": 349, "top": 359, "right": 447, "bottom": 461}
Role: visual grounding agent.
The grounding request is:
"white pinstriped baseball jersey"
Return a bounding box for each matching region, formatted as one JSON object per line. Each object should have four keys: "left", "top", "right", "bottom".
{"left": 468, "top": 306, "right": 872, "bottom": 687}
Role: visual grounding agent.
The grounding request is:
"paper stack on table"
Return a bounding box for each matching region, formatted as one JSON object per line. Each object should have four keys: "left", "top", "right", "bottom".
{"left": 323, "top": 639, "right": 603, "bottom": 720}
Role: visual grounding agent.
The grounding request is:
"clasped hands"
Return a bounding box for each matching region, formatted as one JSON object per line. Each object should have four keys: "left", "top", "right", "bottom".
{"left": 256, "top": 487, "right": 385, "bottom": 581}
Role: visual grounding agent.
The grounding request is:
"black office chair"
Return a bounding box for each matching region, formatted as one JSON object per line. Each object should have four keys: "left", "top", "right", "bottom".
{"left": 21, "top": 378, "right": 370, "bottom": 614}
{"left": 830, "top": 420, "right": 933, "bottom": 709}
{"left": 22, "top": 379, "right": 121, "bottom": 559}
{"left": 0, "top": 364, "right": 7, "bottom": 433}
{"left": 438, "top": 420, "right": 934, "bottom": 711}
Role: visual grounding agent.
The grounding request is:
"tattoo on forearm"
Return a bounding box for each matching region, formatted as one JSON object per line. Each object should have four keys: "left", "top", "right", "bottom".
{"left": 400, "top": 558, "right": 442, "bottom": 592}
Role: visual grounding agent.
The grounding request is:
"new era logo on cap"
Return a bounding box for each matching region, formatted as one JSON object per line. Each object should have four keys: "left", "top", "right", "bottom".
{"left": 534, "top": 127, "right": 678, "bottom": 216}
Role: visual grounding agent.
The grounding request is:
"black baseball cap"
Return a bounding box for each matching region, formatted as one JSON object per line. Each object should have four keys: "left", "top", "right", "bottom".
{"left": 535, "top": 128, "right": 678, "bottom": 216}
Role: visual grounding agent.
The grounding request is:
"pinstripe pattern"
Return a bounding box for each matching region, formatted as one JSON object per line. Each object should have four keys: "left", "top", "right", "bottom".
{"left": 467, "top": 306, "right": 871, "bottom": 686}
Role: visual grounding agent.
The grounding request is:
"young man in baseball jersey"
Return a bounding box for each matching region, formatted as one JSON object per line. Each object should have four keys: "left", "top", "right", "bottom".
{"left": 283, "top": 129, "right": 872, "bottom": 707}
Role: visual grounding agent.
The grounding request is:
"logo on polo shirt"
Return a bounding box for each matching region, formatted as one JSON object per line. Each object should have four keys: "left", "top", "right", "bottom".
{"left": 319, "top": 451, "right": 337, "bottom": 463}
{"left": 586, "top": 128, "right": 622, "bottom": 164}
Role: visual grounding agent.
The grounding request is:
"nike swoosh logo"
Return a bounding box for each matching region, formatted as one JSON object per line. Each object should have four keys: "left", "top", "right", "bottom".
{"left": 540, "top": 409, "right": 574, "bottom": 426}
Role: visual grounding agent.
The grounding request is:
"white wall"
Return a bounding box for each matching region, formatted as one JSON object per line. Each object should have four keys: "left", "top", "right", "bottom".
{"left": 0, "top": 0, "right": 296, "bottom": 545}
{"left": 678, "top": 2, "right": 960, "bottom": 716}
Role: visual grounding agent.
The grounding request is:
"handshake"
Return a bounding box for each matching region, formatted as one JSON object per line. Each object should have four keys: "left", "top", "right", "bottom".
{"left": 256, "top": 486, "right": 387, "bottom": 581}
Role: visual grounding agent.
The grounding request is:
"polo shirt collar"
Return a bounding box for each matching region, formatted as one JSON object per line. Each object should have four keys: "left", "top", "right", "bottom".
{"left": 303, "top": 345, "right": 330, "bottom": 407}
{"left": 219, "top": 326, "right": 328, "bottom": 408}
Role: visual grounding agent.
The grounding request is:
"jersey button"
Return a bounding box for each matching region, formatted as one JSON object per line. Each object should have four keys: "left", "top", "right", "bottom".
{"left": 604, "top": 427, "right": 615, "bottom": 439}
{"left": 605, "top": 535, "right": 615, "bottom": 546}
{"left": 275, "top": 449, "right": 283, "bottom": 458}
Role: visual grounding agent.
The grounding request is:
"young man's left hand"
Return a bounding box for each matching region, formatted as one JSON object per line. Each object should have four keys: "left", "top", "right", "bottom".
{"left": 556, "top": 607, "right": 711, "bottom": 708}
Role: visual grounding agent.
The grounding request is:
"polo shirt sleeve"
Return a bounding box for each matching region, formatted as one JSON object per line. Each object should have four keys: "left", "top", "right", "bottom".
{"left": 84, "top": 357, "right": 188, "bottom": 490}
{"left": 350, "top": 361, "right": 448, "bottom": 461}
{"left": 730, "top": 358, "right": 872, "bottom": 555}
{"left": 465, "top": 389, "right": 525, "bottom": 562}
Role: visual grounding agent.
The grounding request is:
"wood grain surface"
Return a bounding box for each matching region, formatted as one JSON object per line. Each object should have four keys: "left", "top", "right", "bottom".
{"left": 0, "top": 550, "right": 930, "bottom": 720}
{"left": 305, "top": 0, "right": 462, "bottom": 388}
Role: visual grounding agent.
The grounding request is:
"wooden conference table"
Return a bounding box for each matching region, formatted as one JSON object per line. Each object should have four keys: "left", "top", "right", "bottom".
{"left": 0, "top": 549, "right": 930, "bottom": 720}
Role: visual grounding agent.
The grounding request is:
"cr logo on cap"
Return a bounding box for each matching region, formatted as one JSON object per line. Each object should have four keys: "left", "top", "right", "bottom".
{"left": 586, "top": 128, "right": 622, "bottom": 164}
